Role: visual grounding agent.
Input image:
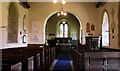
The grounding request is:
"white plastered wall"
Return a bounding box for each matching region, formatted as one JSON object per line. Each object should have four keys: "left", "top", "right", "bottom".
{"left": 0, "top": 2, "right": 2, "bottom": 48}
{"left": 28, "top": 2, "right": 98, "bottom": 44}
{"left": 98, "top": 2, "right": 119, "bottom": 49}
{"left": 1, "top": 2, "right": 29, "bottom": 49}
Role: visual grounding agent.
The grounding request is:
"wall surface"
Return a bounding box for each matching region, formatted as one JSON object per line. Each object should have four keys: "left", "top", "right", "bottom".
{"left": 28, "top": 2, "right": 98, "bottom": 44}
{"left": 98, "top": 2, "right": 119, "bottom": 49}
{"left": 0, "top": 2, "right": 2, "bottom": 48}
{"left": 118, "top": 2, "right": 120, "bottom": 48}
{"left": 1, "top": 2, "right": 119, "bottom": 49}
{"left": 1, "top": 2, "right": 29, "bottom": 49}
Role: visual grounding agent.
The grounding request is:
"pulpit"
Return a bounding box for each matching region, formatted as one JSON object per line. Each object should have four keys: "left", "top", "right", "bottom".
{"left": 85, "top": 36, "right": 102, "bottom": 50}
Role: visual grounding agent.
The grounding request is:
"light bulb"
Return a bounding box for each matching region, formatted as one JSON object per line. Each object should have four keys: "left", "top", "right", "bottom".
{"left": 62, "top": 0, "right": 66, "bottom": 4}
{"left": 62, "top": 21, "right": 66, "bottom": 24}
{"left": 64, "top": 12, "right": 67, "bottom": 16}
{"left": 61, "top": 11, "right": 64, "bottom": 15}
{"left": 57, "top": 13, "right": 60, "bottom": 16}
{"left": 53, "top": 0, "right": 57, "bottom": 3}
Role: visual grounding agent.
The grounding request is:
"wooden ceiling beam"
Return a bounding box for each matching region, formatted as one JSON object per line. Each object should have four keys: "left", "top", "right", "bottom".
{"left": 19, "top": 0, "right": 30, "bottom": 9}
{"left": 96, "top": 2, "right": 106, "bottom": 8}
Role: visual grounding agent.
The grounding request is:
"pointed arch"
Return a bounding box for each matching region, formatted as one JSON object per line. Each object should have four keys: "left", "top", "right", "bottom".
{"left": 102, "top": 10, "right": 109, "bottom": 46}
{"left": 7, "top": 2, "right": 19, "bottom": 43}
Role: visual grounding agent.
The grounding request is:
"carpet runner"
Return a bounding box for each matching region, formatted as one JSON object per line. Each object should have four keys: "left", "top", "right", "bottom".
{"left": 52, "top": 54, "right": 73, "bottom": 71}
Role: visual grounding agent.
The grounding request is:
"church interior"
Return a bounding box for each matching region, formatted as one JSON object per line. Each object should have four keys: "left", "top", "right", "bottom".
{"left": 0, "top": 0, "right": 120, "bottom": 71}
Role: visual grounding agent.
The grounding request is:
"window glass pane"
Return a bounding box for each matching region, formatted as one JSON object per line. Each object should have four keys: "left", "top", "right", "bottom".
{"left": 60, "top": 24, "right": 63, "bottom": 37}
{"left": 102, "top": 12, "right": 109, "bottom": 46}
{"left": 64, "top": 24, "right": 68, "bottom": 37}
{"left": 59, "top": 23, "right": 68, "bottom": 38}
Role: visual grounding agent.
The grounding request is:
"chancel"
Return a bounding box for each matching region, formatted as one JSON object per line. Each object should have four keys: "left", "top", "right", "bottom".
{"left": 0, "top": 0, "right": 120, "bottom": 71}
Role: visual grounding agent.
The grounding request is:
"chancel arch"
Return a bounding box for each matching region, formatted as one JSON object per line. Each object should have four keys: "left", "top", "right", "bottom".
{"left": 45, "top": 12, "right": 82, "bottom": 43}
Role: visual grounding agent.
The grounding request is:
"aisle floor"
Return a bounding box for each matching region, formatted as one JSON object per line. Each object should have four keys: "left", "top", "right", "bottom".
{"left": 50, "top": 54, "right": 74, "bottom": 71}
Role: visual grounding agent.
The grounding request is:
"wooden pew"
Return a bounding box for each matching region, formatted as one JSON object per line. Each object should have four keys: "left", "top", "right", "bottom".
{"left": 1, "top": 62, "right": 22, "bottom": 71}
{"left": 2, "top": 45, "right": 56, "bottom": 71}
{"left": 85, "top": 52, "right": 120, "bottom": 71}
{"left": 50, "top": 47, "right": 56, "bottom": 65}
{"left": 27, "top": 46, "right": 44, "bottom": 71}
{"left": 24, "top": 46, "right": 56, "bottom": 71}
{"left": 1, "top": 48, "right": 25, "bottom": 71}
{"left": 71, "top": 45, "right": 120, "bottom": 71}
{"left": 43, "top": 47, "right": 53, "bottom": 71}
{"left": 11, "top": 62, "right": 22, "bottom": 71}
{"left": 2, "top": 47, "right": 43, "bottom": 71}
{"left": 18, "top": 47, "right": 43, "bottom": 71}
{"left": 2, "top": 50, "right": 35, "bottom": 71}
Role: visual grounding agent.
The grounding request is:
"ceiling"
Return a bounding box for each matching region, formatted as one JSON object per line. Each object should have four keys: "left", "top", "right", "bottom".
{"left": 1, "top": 0, "right": 118, "bottom": 2}
{"left": 27, "top": 0, "right": 117, "bottom": 2}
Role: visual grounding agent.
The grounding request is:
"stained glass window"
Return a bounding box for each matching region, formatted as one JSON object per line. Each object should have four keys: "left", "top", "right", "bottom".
{"left": 60, "top": 24, "right": 64, "bottom": 37}
{"left": 59, "top": 21, "right": 68, "bottom": 38}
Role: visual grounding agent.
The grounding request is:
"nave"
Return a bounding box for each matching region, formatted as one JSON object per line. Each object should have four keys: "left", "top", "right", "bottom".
{"left": 1, "top": 44, "right": 120, "bottom": 71}
{"left": 1, "top": 43, "right": 74, "bottom": 71}
{"left": 1, "top": 1, "right": 120, "bottom": 71}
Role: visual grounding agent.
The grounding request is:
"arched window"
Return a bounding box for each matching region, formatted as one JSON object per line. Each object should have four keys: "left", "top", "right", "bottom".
{"left": 7, "top": 3, "right": 18, "bottom": 43}
{"left": 23, "top": 15, "right": 27, "bottom": 32}
{"left": 102, "top": 11, "right": 109, "bottom": 46}
{"left": 59, "top": 21, "right": 68, "bottom": 38}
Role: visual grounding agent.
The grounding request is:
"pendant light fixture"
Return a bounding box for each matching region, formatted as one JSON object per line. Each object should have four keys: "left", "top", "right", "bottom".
{"left": 53, "top": 0, "right": 67, "bottom": 16}
{"left": 53, "top": 0, "right": 57, "bottom": 3}
{"left": 61, "top": 0, "right": 66, "bottom": 4}
{"left": 53, "top": 0, "right": 66, "bottom": 4}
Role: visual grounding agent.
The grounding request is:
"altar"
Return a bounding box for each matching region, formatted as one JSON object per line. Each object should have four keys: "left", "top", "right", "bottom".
{"left": 55, "top": 38, "right": 72, "bottom": 54}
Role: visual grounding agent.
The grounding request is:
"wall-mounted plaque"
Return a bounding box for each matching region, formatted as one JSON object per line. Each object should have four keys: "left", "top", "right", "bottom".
{"left": 86, "top": 22, "right": 90, "bottom": 32}
{"left": 91, "top": 24, "right": 95, "bottom": 31}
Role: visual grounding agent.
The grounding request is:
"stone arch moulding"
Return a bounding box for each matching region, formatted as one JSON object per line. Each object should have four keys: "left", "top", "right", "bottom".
{"left": 44, "top": 11, "right": 82, "bottom": 43}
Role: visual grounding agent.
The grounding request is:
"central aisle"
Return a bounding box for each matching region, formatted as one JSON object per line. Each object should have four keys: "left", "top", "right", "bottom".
{"left": 52, "top": 53, "right": 73, "bottom": 71}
